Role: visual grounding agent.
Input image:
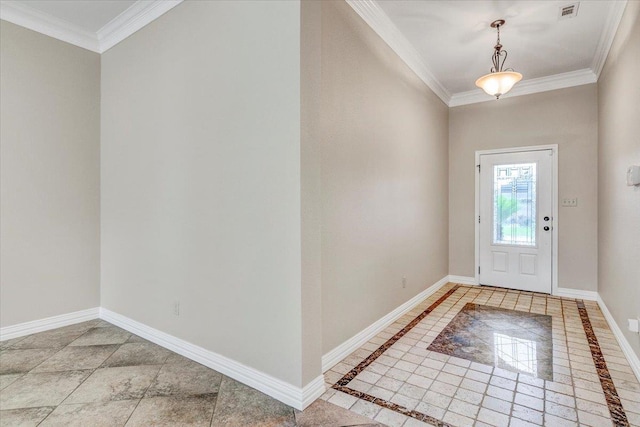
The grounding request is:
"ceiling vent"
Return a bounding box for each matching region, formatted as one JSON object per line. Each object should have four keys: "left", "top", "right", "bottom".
{"left": 559, "top": 3, "right": 580, "bottom": 20}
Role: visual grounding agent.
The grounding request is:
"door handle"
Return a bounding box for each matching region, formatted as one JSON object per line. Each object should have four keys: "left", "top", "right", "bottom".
{"left": 544, "top": 216, "right": 550, "bottom": 221}
{"left": 543, "top": 226, "right": 550, "bottom": 231}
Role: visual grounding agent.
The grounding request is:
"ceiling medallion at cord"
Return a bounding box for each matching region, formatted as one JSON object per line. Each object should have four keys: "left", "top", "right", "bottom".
{"left": 475, "top": 19, "right": 523, "bottom": 99}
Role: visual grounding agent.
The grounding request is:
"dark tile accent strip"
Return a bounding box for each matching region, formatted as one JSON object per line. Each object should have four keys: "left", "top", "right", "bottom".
{"left": 334, "top": 285, "right": 460, "bottom": 388}
{"left": 332, "top": 285, "right": 460, "bottom": 425}
{"left": 576, "top": 300, "right": 630, "bottom": 427}
{"left": 334, "top": 385, "right": 452, "bottom": 427}
{"left": 330, "top": 287, "right": 631, "bottom": 427}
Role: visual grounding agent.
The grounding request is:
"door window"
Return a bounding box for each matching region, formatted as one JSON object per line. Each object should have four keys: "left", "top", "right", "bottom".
{"left": 492, "top": 163, "right": 536, "bottom": 246}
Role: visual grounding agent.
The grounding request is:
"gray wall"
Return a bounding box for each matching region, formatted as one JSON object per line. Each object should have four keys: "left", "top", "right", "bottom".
{"left": 0, "top": 21, "right": 101, "bottom": 327}
{"left": 100, "top": 1, "right": 307, "bottom": 387}
{"left": 449, "top": 85, "right": 599, "bottom": 291}
{"left": 300, "top": 0, "right": 324, "bottom": 384}
{"left": 598, "top": 1, "right": 640, "bottom": 358}
{"left": 320, "top": 1, "right": 450, "bottom": 354}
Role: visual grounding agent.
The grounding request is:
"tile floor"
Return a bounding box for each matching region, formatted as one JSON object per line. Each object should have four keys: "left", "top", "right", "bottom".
{"left": 2, "top": 282, "right": 639, "bottom": 426}
{"left": 321, "top": 283, "right": 640, "bottom": 427}
{"left": 0, "top": 320, "right": 382, "bottom": 426}
{"left": 427, "top": 302, "right": 554, "bottom": 380}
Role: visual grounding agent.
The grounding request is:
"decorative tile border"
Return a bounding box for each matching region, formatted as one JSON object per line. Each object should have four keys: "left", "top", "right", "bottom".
{"left": 330, "top": 286, "right": 632, "bottom": 427}
{"left": 334, "top": 286, "right": 460, "bottom": 388}
{"left": 333, "top": 384, "right": 451, "bottom": 427}
{"left": 576, "top": 300, "right": 629, "bottom": 427}
{"left": 333, "top": 285, "right": 460, "bottom": 426}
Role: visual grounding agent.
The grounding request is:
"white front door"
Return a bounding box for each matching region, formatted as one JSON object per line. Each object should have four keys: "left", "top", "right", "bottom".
{"left": 479, "top": 150, "right": 553, "bottom": 294}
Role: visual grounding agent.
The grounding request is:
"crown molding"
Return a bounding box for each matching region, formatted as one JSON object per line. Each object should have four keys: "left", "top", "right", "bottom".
{"left": 97, "top": 0, "right": 182, "bottom": 53}
{"left": 1, "top": 0, "right": 627, "bottom": 102}
{"left": 448, "top": 68, "right": 597, "bottom": 107}
{"left": 591, "top": 0, "right": 628, "bottom": 77}
{"left": 346, "top": 0, "right": 626, "bottom": 108}
{"left": 0, "top": 0, "right": 183, "bottom": 54}
{"left": 0, "top": 0, "right": 100, "bottom": 52}
{"left": 345, "top": 0, "right": 451, "bottom": 105}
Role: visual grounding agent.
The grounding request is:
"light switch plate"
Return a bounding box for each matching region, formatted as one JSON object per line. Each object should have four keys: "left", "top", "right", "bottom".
{"left": 561, "top": 197, "right": 578, "bottom": 207}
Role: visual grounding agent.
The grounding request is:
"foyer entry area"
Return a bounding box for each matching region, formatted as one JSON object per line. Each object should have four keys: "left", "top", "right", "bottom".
{"left": 322, "top": 282, "right": 639, "bottom": 427}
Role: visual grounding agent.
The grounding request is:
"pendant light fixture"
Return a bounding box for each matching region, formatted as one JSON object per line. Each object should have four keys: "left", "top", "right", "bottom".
{"left": 475, "top": 19, "right": 522, "bottom": 99}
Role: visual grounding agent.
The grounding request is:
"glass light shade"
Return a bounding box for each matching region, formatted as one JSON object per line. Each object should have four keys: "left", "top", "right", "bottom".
{"left": 475, "top": 71, "right": 523, "bottom": 98}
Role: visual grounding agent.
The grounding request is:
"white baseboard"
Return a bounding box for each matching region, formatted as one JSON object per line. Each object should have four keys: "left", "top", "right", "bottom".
{"left": 555, "top": 287, "right": 598, "bottom": 301}
{"left": 0, "top": 307, "right": 100, "bottom": 341}
{"left": 3, "top": 287, "right": 637, "bottom": 407}
{"left": 596, "top": 296, "right": 640, "bottom": 383}
{"left": 322, "top": 275, "right": 450, "bottom": 373}
{"left": 448, "top": 275, "right": 479, "bottom": 286}
{"left": 99, "top": 308, "right": 324, "bottom": 410}
{"left": 300, "top": 375, "right": 327, "bottom": 409}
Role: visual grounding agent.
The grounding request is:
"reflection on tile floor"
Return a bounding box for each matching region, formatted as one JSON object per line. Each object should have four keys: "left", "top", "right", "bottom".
{"left": 2, "top": 284, "right": 640, "bottom": 426}
{"left": 0, "top": 320, "right": 382, "bottom": 426}
{"left": 322, "top": 283, "right": 640, "bottom": 427}
{"left": 427, "top": 303, "right": 553, "bottom": 381}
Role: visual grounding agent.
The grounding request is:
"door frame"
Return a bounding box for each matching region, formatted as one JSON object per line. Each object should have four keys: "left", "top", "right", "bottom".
{"left": 474, "top": 144, "right": 559, "bottom": 295}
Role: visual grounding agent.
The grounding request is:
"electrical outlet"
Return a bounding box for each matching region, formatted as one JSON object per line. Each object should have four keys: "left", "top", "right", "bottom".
{"left": 173, "top": 301, "right": 180, "bottom": 316}
{"left": 402, "top": 277, "right": 407, "bottom": 288}
{"left": 628, "top": 318, "right": 639, "bottom": 333}
{"left": 561, "top": 197, "right": 578, "bottom": 207}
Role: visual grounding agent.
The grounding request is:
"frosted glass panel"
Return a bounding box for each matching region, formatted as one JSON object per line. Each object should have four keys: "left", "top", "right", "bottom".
{"left": 493, "top": 163, "right": 536, "bottom": 246}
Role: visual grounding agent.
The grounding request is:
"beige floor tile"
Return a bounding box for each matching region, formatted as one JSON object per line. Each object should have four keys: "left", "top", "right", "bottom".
{"left": 0, "top": 348, "right": 58, "bottom": 374}
{"left": 8, "top": 328, "right": 87, "bottom": 350}
{"left": 4, "top": 285, "right": 638, "bottom": 427}
{"left": 576, "top": 409, "right": 614, "bottom": 427}
{"left": 68, "top": 327, "right": 131, "bottom": 347}
{"left": 327, "top": 390, "right": 358, "bottom": 409}
{"left": 512, "top": 403, "right": 543, "bottom": 425}
{"left": 126, "top": 396, "right": 215, "bottom": 427}
{"left": 374, "top": 407, "right": 407, "bottom": 427}
{"left": 0, "top": 370, "right": 92, "bottom": 410}
{"left": 477, "top": 407, "right": 510, "bottom": 426}
{"left": 145, "top": 359, "right": 222, "bottom": 398}
{"left": 403, "top": 417, "right": 430, "bottom": 427}
{"left": 543, "top": 413, "right": 577, "bottom": 426}
{"left": 40, "top": 400, "right": 138, "bottom": 427}
{"left": 0, "top": 374, "right": 23, "bottom": 391}
{"left": 0, "top": 337, "right": 27, "bottom": 350}
{"left": 349, "top": 399, "right": 382, "bottom": 419}
{"left": 0, "top": 406, "right": 53, "bottom": 426}
{"left": 31, "top": 345, "right": 118, "bottom": 373}
{"left": 389, "top": 392, "right": 419, "bottom": 410}
{"left": 210, "top": 376, "right": 295, "bottom": 427}
{"left": 101, "top": 342, "right": 172, "bottom": 367}
{"left": 64, "top": 365, "right": 161, "bottom": 404}
{"left": 449, "top": 398, "right": 480, "bottom": 418}
{"left": 454, "top": 387, "right": 483, "bottom": 405}
{"left": 482, "top": 395, "right": 512, "bottom": 415}
{"left": 296, "top": 399, "right": 384, "bottom": 427}
{"left": 443, "top": 410, "right": 475, "bottom": 427}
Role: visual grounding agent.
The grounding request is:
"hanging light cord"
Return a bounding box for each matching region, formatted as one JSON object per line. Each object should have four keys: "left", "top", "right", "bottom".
{"left": 490, "top": 23, "right": 513, "bottom": 73}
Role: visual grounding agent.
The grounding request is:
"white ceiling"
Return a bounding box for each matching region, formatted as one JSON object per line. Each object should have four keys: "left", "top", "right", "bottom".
{"left": 19, "top": 0, "right": 136, "bottom": 33}
{"left": 0, "top": 0, "right": 628, "bottom": 105}
{"left": 377, "top": 0, "right": 611, "bottom": 93}
{"left": 0, "top": 0, "right": 182, "bottom": 52}
{"left": 348, "top": 0, "right": 627, "bottom": 105}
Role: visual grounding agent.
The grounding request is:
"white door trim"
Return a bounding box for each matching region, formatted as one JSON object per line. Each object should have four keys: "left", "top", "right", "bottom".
{"left": 475, "top": 145, "right": 559, "bottom": 295}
